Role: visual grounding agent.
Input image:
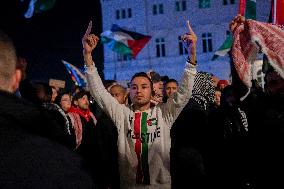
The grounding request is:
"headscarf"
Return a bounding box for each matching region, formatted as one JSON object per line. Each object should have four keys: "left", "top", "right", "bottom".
{"left": 231, "top": 19, "right": 284, "bottom": 88}
{"left": 190, "top": 72, "right": 215, "bottom": 111}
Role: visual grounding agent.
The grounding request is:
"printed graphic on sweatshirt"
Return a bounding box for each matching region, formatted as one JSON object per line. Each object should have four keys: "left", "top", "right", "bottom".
{"left": 134, "top": 112, "right": 149, "bottom": 184}
{"left": 126, "top": 112, "right": 161, "bottom": 184}
{"left": 127, "top": 118, "right": 160, "bottom": 143}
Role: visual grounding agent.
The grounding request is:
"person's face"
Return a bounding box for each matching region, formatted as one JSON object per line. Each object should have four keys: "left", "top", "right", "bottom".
{"left": 60, "top": 94, "right": 71, "bottom": 112}
{"left": 165, "top": 82, "right": 178, "bottom": 98}
{"left": 51, "top": 87, "right": 58, "bottom": 102}
{"left": 107, "top": 82, "right": 117, "bottom": 92}
{"left": 211, "top": 76, "right": 219, "bottom": 88}
{"left": 130, "top": 76, "right": 152, "bottom": 108}
{"left": 214, "top": 91, "right": 221, "bottom": 106}
{"left": 153, "top": 81, "right": 164, "bottom": 97}
{"left": 265, "top": 71, "right": 284, "bottom": 96}
{"left": 76, "top": 95, "right": 89, "bottom": 110}
{"left": 110, "top": 86, "right": 126, "bottom": 104}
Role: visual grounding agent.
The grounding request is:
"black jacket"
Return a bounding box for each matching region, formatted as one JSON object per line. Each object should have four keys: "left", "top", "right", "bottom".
{"left": 0, "top": 90, "right": 96, "bottom": 189}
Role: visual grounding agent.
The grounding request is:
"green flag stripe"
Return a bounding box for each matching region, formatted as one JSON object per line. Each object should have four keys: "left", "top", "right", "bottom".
{"left": 35, "top": 0, "right": 56, "bottom": 13}
{"left": 214, "top": 34, "right": 233, "bottom": 56}
{"left": 101, "top": 36, "right": 133, "bottom": 55}
{"left": 245, "top": 0, "right": 256, "bottom": 20}
{"left": 212, "top": 0, "right": 256, "bottom": 60}
{"left": 141, "top": 112, "right": 150, "bottom": 184}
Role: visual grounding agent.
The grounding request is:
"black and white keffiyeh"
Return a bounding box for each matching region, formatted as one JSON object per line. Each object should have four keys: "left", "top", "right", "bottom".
{"left": 191, "top": 72, "right": 215, "bottom": 110}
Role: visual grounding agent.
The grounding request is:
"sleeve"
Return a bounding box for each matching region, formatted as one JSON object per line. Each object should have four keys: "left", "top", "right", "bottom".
{"left": 85, "top": 65, "right": 127, "bottom": 130}
{"left": 160, "top": 61, "right": 197, "bottom": 128}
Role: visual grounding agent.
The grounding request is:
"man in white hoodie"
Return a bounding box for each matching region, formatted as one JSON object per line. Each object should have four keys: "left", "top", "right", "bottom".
{"left": 82, "top": 21, "right": 197, "bottom": 189}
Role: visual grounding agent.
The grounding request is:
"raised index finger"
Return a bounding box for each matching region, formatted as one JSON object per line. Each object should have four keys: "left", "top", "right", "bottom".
{"left": 186, "top": 20, "right": 193, "bottom": 34}
{"left": 84, "top": 21, "right": 93, "bottom": 37}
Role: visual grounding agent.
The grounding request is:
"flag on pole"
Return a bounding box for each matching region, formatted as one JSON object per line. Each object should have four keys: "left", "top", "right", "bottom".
{"left": 62, "top": 60, "right": 86, "bottom": 88}
{"left": 212, "top": 0, "right": 256, "bottom": 60}
{"left": 244, "top": 0, "right": 256, "bottom": 20}
{"left": 101, "top": 24, "right": 151, "bottom": 58}
{"left": 24, "top": 0, "right": 56, "bottom": 18}
{"left": 211, "top": 33, "right": 233, "bottom": 61}
{"left": 272, "top": 0, "right": 284, "bottom": 25}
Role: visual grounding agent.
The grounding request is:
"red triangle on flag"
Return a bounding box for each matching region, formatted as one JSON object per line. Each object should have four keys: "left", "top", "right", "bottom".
{"left": 127, "top": 37, "right": 151, "bottom": 58}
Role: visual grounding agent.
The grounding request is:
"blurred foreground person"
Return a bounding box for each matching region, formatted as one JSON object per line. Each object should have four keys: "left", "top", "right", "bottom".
{"left": 0, "top": 30, "right": 96, "bottom": 188}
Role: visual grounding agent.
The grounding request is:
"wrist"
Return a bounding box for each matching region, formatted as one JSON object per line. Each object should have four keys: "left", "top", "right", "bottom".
{"left": 190, "top": 45, "right": 196, "bottom": 53}
{"left": 83, "top": 53, "right": 93, "bottom": 66}
{"left": 187, "top": 57, "right": 197, "bottom": 66}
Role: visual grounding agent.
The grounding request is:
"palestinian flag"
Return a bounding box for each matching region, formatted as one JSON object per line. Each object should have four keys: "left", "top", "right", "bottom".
{"left": 134, "top": 112, "right": 150, "bottom": 184}
{"left": 212, "top": 0, "right": 256, "bottom": 60}
{"left": 271, "top": 0, "right": 284, "bottom": 25}
{"left": 101, "top": 24, "right": 151, "bottom": 58}
{"left": 211, "top": 33, "right": 233, "bottom": 60}
{"left": 24, "top": 0, "right": 56, "bottom": 18}
{"left": 244, "top": 0, "right": 256, "bottom": 19}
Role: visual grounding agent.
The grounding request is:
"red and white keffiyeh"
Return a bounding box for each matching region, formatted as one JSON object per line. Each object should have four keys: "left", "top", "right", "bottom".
{"left": 232, "top": 19, "right": 284, "bottom": 87}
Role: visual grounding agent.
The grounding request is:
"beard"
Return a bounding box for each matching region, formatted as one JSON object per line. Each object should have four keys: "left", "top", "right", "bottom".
{"left": 132, "top": 96, "right": 151, "bottom": 107}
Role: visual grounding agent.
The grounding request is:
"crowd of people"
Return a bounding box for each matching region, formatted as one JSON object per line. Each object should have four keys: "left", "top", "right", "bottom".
{"left": 0, "top": 15, "right": 283, "bottom": 189}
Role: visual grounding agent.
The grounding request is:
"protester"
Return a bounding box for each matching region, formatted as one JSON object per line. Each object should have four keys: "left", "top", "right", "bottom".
{"left": 68, "top": 90, "right": 99, "bottom": 183}
{"left": 51, "top": 86, "right": 59, "bottom": 102}
{"left": 54, "top": 90, "right": 72, "bottom": 112}
{"left": 0, "top": 30, "right": 96, "bottom": 188}
{"left": 217, "top": 79, "right": 229, "bottom": 91}
{"left": 228, "top": 14, "right": 284, "bottom": 188}
{"left": 109, "top": 84, "right": 128, "bottom": 105}
{"left": 170, "top": 71, "right": 217, "bottom": 189}
{"left": 164, "top": 79, "right": 179, "bottom": 99}
{"left": 147, "top": 70, "right": 164, "bottom": 105}
{"left": 214, "top": 89, "right": 221, "bottom": 107}
{"left": 82, "top": 20, "right": 197, "bottom": 188}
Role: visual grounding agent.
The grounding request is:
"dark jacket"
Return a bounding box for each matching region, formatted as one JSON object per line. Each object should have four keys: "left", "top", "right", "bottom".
{"left": 0, "top": 90, "right": 96, "bottom": 189}
{"left": 95, "top": 107, "right": 120, "bottom": 189}
{"left": 170, "top": 98, "right": 218, "bottom": 189}
{"left": 246, "top": 93, "right": 284, "bottom": 188}
{"left": 42, "top": 102, "right": 77, "bottom": 149}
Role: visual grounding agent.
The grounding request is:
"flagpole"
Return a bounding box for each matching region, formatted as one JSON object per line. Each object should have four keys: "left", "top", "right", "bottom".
{"left": 273, "top": 0, "right": 277, "bottom": 24}
{"left": 114, "top": 53, "right": 117, "bottom": 80}
{"left": 144, "top": 0, "right": 152, "bottom": 70}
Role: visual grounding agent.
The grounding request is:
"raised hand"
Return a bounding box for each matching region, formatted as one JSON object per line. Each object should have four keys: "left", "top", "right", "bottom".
{"left": 181, "top": 21, "right": 197, "bottom": 65}
{"left": 181, "top": 21, "right": 197, "bottom": 49}
{"left": 82, "top": 21, "right": 99, "bottom": 55}
{"left": 229, "top": 14, "right": 245, "bottom": 32}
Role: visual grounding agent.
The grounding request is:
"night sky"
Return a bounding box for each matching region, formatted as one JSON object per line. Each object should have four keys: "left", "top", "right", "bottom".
{"left": 0, "top": 0, "right": 103, "bottom": 90}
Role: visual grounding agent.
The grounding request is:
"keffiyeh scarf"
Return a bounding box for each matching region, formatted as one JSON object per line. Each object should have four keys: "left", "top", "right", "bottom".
{"left": 68, "top": 106, "right": 97, "bottom": 148}
{"left": 232, "top": 19, "right": 284, "bottom": 88}
{"left": 191, "top": 72, "right": 215, "bottom": 111}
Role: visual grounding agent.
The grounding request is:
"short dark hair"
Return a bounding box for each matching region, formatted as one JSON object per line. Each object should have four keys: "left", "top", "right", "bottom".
{"left": 109, "top": 84, "right": 127, "bottom": 94}
{"left": 103, "top": 79, "right": 117, "bottom": 89}
{"left": 130, "top": 72, "right": 154, "bottom": 93}
{"left": 72, "top": 90, "right": 89, "bottom": 102}
{"left": 54, "top": 90, "right": 71, "bottom": 106}
{"left": 34, "top": 82, "right": 52, "bottom": 103}
{"left": 165, "top": 79, "right": 178, "bottom": 86}
{"left": 148, "top": 71, "right": 161, "bottom": 83}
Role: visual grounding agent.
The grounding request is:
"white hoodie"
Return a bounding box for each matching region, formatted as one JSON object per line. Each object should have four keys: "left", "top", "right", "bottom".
{"left": 85, "top": 62, "right": 196, "bottom": 189}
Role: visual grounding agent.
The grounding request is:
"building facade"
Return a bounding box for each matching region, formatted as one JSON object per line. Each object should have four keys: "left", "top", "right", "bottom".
{"left": 100, "top": 0, "right": 271, "bottom": 82}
